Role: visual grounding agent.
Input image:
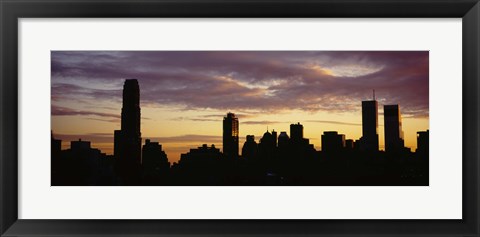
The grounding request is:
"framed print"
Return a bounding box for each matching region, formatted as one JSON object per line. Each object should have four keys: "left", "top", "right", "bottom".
{"left": 1, "top": 0, "right": 479, "bottom": 236}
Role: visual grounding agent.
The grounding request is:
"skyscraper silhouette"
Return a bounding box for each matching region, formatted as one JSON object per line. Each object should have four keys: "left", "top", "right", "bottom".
{"left": 114, "top": 79, "right": 142, "bottom": 184}
{"left": 223, "top": 112, "right": 239, "bottom": 159}
{"left": 290, "top": 123, "right": 304, "bottom": 141}
{"left": 121, "top": 79, "right": 141, "bottom": 139}
{"left": 289, "top": 123, "right": 312, "bottom": 149}
{"left": 258, "top": 130, "right": 275, "bottom": 162}
{"left": 360, "top": 98, "right": 379, "bottom": 152}
{"left": 272, "top": 130, "right": 278, "bottom": 148}
{"left": 384, "top": 104, "right": 405, "bottom": 153}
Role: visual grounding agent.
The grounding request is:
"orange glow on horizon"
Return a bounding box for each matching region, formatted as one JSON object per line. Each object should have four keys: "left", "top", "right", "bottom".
{"left": 55, "top": 111, "right": 428, "bottom": 163}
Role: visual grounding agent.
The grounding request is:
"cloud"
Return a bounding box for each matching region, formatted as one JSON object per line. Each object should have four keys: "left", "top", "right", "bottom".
{"left": 52, "top": 105, "right": 150, "bottom": 123}
{"left": 86, "top": 118, "right": 121, "bottom": 123}
{"left": 52, "top": 105, "right": 120, "bottom": 119}
{"left": 171, "top": 116, "right": 220, "bottom": 123}
{"left": 305, "top": 120, "right": 361, "bottom": 126}
{"left": 172, "top": 113, "right": 257, "bottom": 122}
{"left": 51, "top": 83, "right": 121, "bottom": 103}
{"left": 241, "top": 120, "right": 282, "bottom": 125}
{"left": 52, "top": 51, "right": 429, "bottom": 118}
{"left": 153, "top": 134, "right": 222, "bottom": 144}
{"left": 53, "top": 132, "right": 114, "bottom": 143}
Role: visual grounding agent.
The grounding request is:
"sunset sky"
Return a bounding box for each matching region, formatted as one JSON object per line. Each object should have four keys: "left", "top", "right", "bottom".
{"left": 51, "top": 51, "right": 429, "bottom": 163}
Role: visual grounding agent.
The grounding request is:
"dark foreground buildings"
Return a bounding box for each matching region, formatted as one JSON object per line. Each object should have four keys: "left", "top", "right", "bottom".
{"left": 52, "top": 82, "right": 429, "bottom": 186}
{"left": 416, "top": 130, "right": 429, "bottom": 156}
{"left": 142, "top": 139, "right": 170, "bottom": 185}
{"left": 321, "top": 131, "right": 346, "bottom": 153}
{"left": 51, "top": 136, "right": 115, "bottom": 186}
{"left": 242, "top": 135, "right": 258, "bottom": 160}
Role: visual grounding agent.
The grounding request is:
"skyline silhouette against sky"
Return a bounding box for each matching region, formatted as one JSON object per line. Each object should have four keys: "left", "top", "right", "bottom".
{"left": 51, "top": 51, "right": 429, "bottom": 163}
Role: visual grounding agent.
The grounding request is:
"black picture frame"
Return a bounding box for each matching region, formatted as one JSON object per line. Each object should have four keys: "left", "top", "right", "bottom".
{"left": 1, "top": 0, "right": 479, "bottom": 236}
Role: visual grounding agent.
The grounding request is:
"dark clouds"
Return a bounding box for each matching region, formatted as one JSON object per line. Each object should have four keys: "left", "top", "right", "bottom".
{"left": 52, "top": 105, "right": 120, "bottom": 119}
{"left": 51, "top": 51, "right": 429, "bottom": 117}
{"left": 54, "top": 132, "right": 114, "bottom": 143}
{"left": 305, "top": 120, "right": 361, "bottom": 126}
{"left": 52, "top": 105, "right": 150, "bottom": 122}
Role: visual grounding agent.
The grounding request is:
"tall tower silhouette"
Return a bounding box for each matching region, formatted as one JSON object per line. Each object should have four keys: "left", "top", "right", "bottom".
{"left": 384, "top": 104, "right": 405, "bottom": 153}
{"left": 223, "top": 112, "right": 239, "bottom": 159}
{"left": 114, "top": 79, "right": 142, "bottom": 184}
{"left": 360, "top": 94, "right": 379, "bottom": 152}
{"left": 121, "top": 79, "right": 141, "bottom": 138}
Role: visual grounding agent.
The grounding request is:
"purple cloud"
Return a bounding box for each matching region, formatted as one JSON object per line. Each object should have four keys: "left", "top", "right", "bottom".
{"left": 53, "top": 132, "right": 114, "bottom": 143}
{"left": 51, "top": 51, "right": 429, "bottom": 117}
{"left": 52, "top": 105, "right": 120, "bottom": 119}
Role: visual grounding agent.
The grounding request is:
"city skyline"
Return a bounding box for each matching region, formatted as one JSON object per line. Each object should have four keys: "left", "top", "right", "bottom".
{"left": 52, "top": 78, "right": 429, "bottom": 186}
{"left": 51, "top": 98, "right": 423, "bottom": 161}
{"left": 51, "top": 51, "right": 429, "bottom": 163}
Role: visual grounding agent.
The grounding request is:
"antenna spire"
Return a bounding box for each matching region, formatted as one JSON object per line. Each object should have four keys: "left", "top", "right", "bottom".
{"left": 373, "top": 89, "right": 376, "bottom": 100}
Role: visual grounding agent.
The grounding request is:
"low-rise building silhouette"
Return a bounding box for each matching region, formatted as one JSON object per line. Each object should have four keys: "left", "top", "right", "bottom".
{"left": 142, "top": 139, "right": 170, "bottom": 184}
{"left": 180, "top": 144, "right": 223, "bottom": 161}
{"left": 345, "top": 139, "right": 355, "bottom": 150}
{"left": 416, "top": 130, "right": 429, "bottom": 155}
{"left": 321, "top": 131, "right": 346, "bottom": 153}
{"left": 242, "top": 135, "right": 258, "bottom": 160}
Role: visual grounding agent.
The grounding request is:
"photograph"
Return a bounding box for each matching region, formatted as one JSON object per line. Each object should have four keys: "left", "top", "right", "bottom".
{"left": 51, "top": 51, "right": 429, "bottom": 186}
